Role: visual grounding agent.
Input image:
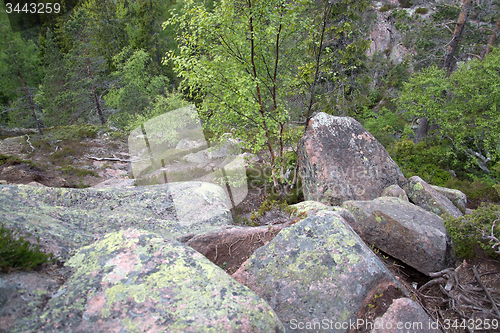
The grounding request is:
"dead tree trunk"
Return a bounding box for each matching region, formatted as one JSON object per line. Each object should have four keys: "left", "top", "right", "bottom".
{"left": 481, "top": 13, "right": 500, "bottom": 59}
{"left": 443, "top": 0, "right": 473, "bottom": 77}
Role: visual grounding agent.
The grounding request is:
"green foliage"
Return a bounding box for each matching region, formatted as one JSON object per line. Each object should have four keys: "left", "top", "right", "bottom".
{"left": 389, "top": 138, "right": 455, "bottom": 186}
{"left": 398, "top": 0, "right": 412, "bottom": 8}
{"left": 432, "top": 4, "right": 461, "bottom": 22}
{"left": 0, "top": 17, "right": 43, "bottom": 128}
{"left": 59, "top": 166, "right": 100, "bottom": 178}
{"left": 167, "top": 0, "right": 315, "bottom": 186}
{"left": 250, "top": 199, "right": 306, "bottom": 225}
{"left": 398, "top": 49, "right": 500, "bottom": 175}
{"left": 42, "top": 124, "right": 100, "bottom": 141}
{"left": 379, "top": 5, "right": 395, "bottom": 12}
{"left": 444, "top": 203, "right": 500, "bottom": 258}
{"left": 415, "top": 7, "right": 429, "bottom": 15}
{"left": 0, "top": 223, "right": 54, "bottom": 271}
{"left": 120, "top": 91, "right": 190, "bottom": 134}
{"left": 363, "top": 107, "right": 406, "bottom": 148}
{"left": 297, "top": 0, "right": 371, "bottom": 118}
{"left": 0, "top": 154, "right": 37, "bottom": 168}
{"left": 444, "top": 178, "right": 500, "bottom": 207}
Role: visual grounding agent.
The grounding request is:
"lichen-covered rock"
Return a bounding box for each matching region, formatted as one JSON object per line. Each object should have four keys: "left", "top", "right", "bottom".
{"left": 343, "top": 197, "right": 454, "bottom": 275}
{"left": 371, "top": 298, "right": 442, "bottom": 333}
{"left": 0, "top": 182, "right": 232, "bottom": 260}
{"left": 430, "top": 185, "right": 467, "bottom": 214}
{"left": 290, "top": 201, "right": 331, "bottom": 217}
{"left": 16, "top": 229, "right": 284, "bottom": 333}
{"left": 380, "top": 184, "right": 409, "bottom": 201}
{"left": 232, "top": 211, "right": 404, "bottom": 332}
{"left": 298, "top": 113, "right": 406, "bottom": 205}
{"left": 403, "top": 176, "right": 463, "bottom": 218}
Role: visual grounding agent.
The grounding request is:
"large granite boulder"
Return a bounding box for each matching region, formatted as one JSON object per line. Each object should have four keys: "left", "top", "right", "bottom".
{"left": 14, "top": 229, "right": 283, "bottom": 332}
{"left": 232, "top": 211, "right": 406, "bottom": 332}
{"left": 403, "top": 176, "right": 463, "bottom": 218}
{"left": 0, "top": 182, "right": 232, "bottom": 260}
{"left": 298, "top": 113, "right": 406, "bottom": 205}
{"left": 343, "top": 197, "right": 455, "bottom": 275}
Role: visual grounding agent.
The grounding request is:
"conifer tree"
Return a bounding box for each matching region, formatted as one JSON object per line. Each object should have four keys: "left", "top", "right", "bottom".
{"left": 0, "top": 16, "right": 43, "bottom": 133}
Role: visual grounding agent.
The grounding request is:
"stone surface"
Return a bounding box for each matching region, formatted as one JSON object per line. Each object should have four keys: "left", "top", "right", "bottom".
{"left": 14, "top": 229, "right": 284, "bottom": 332}
{"left": 430, "top": 184, "right": 467, "bottom": 214}
{"left": 298, "top": 113, "right": 406, "bottom": 205}
{"left": 0, "top": 271, "right": 63, "bottom": 333}
{"left": 232, "top": 211, "right": 404, "bottom": 332}
{"left": 380, "top": 184, "right": 409, "bottom": 201}
{"left": 290, "top": 201, "right": 331, "bottom": 217}
{"left": 404, "top": 176, "right": 463, "bottom": 218}
{"left": 371, "top": 298, "right": 442, "bottom": 333}
{"left": 343, "top": 197, "right": 454, "bottom": 275}
{"left": 175, "top": 138, "right": 205, "bottom": 151}
{"left": 0, "top": 182, "right": 232, "bottom": 260}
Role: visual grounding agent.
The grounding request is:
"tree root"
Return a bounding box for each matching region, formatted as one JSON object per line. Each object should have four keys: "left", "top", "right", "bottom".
{"left": 416, "top": 261, "right": 500, "bottom": 332}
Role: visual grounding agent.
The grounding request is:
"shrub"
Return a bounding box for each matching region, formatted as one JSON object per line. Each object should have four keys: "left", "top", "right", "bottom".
{"left": 250, "top": 199, "right": 306, "bottom": 226}
{"left": 0, "top": 223, "right": 54, "bottom": 271}
{"left": 398, "top": 0, "right": 413, "bottom": 8}
{"left": 444, "top": 203, "right": 500, "bottom": 258}
{"left": 444, "top": 178, "right": 500, "bottom": 207}
{"left": 388, "top": 138, "right": 453, "bottom": 186}
{"left": 379, "top": 5, "right": 393, "bottom": 12}
{"left": 415, "top": 7, "right": 429, "bottom": 15}
{"left": 0, "top": 154, "right": 37, "bottom": 167}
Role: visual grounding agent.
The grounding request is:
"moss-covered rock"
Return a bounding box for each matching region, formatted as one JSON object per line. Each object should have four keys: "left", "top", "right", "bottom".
{"left": 0, "top": 182, "right": 232, "bottom": 260}
{"left": 233, "top": 211, "right": 403, "bottom": 332}
{"left": 430, "top": 184, "right": 467, "bottom": 214}
{"left": 380, "top": 184, "right": 409, "bottom": 201}
{"left": 15, "top": 228, "right": 283, "bottom": 332}
{"left": 404, "top": 176, "right": 463, "bottom": 218}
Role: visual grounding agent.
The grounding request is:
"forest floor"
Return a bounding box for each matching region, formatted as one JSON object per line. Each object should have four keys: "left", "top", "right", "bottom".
{"left": 1, "top": 128, "right": 499, "bottom": 332}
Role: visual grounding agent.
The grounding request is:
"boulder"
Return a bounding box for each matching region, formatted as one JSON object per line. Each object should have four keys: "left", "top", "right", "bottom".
{"left": 343, "top": 197, "right": 454, "bottom": 275}
{"left": 232, "top": 211, "right": 405, "bottom": 332}
{"left": 16, "top": 229, "right": 284, "bottom": 332}
{"left": 290, "top": 201, "right": 331, "bottom": 217}
{"left": 371, "top": 298, "right": 442, "bottom": 333}
{"left": 404, "top": 176, "right": 463, "bottom": 218}
{"left": 380, "top": 184, "right": 409, "bottom": 201}
{"left": 0, "top": 182, "right": 232, "bottom": 260}
{"left": 183, "top": 150, "right": 210, "bottom": 168}
{"left": 430, "top": 184, "right": 467, "bottom": 214}
{"left": 175, "top": 138, "right": 206, "bottom": 151}
{"left": 298, "top": 112, "right": 406, "bottom": 205}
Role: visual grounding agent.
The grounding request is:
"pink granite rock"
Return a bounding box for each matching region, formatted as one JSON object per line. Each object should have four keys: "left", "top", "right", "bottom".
{"left": 298, "top": 113, "right": 406, "bottom": 205}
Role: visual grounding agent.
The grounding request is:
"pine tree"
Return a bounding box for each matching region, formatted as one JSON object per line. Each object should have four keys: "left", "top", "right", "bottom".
{"left": 0, "top": 15, "right": 43, "bottom": 133}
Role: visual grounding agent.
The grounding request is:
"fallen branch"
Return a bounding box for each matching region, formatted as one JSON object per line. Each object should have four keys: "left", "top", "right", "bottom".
{"left": 85, "top": 155, "right": 134, "bottom": 162}
{"left": 25, "top": 134, "right": 35, "bottom": 152}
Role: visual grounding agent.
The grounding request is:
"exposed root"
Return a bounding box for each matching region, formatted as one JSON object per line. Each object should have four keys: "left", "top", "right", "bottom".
{"left": 415, "top": 261, "right": 500, "bottom": 332}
